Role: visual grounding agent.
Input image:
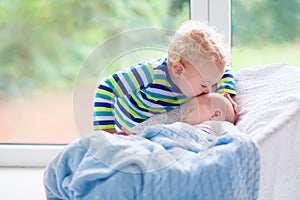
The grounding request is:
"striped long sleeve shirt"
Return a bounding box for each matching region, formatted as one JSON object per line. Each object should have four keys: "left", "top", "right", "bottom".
{"left": 94, "top": 58, "right": 236, "bottom": 131}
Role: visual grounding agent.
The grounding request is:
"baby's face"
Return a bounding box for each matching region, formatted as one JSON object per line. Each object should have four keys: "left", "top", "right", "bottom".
{"left": 181, "top": 94, "right": 212, "bottom": 125}
{"left": 179, "top": 58, "right": 223, "bottom": 98}
{"left": 182, "top": 93, "right": 237, "bottom": 125}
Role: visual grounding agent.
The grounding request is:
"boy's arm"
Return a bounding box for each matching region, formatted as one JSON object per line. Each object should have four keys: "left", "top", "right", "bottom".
{"left": 215, "top": 65, "right": 236, "bottom": 96}
{"left": 94, "top": 80, "right": 116, "bottom": 131}
{"left": 93, "top": 63, "right": 155, "bottom": 132}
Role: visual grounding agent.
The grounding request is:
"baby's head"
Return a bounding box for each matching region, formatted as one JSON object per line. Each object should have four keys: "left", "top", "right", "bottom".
{"left": 182, "top": 93, "right": 238, "bottom": 125}
{"left": 167, "top": 20, "right": 230, "bottom": 97}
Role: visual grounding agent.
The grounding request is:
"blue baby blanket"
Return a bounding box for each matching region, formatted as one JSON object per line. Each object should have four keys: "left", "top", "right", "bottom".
{"left": 44, "top": 122, "right": 260, "bottom": 200}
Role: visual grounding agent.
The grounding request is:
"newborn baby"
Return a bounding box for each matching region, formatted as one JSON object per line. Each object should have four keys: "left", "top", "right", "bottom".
{"left": 130, "top": 92, "right": 238, "bottom": 135}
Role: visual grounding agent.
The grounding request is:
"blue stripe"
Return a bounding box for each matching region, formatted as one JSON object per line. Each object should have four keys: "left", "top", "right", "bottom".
{"left": 115, "top": 119, "right": 122, "bottom": 130}
{"left": 129, "top": 94, "right": 163, "bottom": 115}
{"left": 129, "top": 95, "right": 151, "bottom": 112}
{"left": 131, "top": 93, "right": 151, "bottom": 109}
{"left": 95, "top": 93, "right": 113, "bottom": 101}
{"left": 156, "top": 60, "right": 183, "bottom": 93}
{"left": 154, "top": 74, "right": 167, "bottom": 81}
{"left": 98, "top": 84, "right": 113, "bottom": 93}
{"left": 122, "top": 98, "right": 149, "bottom": 118}
{"left": 149, "top": 84, "right": 172, "bottom": 92}
{"left": 94, "top": 120, "right": 115, "bottom": 126}
{"left": 221, "top": 81, "right": 235, "bottom": 86}
{"left": 140, "top": 91, "right": 179, "bottom": 107}
{"left": 143, "top": 65, "right": 153, "bottom": 84}
{"left": 105, "top": 79, "right": 120, "bottom": 96}
{"left": 116, "top": 100, "right": 148, "bottom": 121}
{"left": 94, "top": 112, "right": 113, "bottom": 117}
{"left": 116, "top": 100, "right": 133, "bottom": 119}
{"left": 94, "top": 102, "right": 113, "bottom": 108}
{"left": 217, "top": 85, "right": 235, "bottom": 90}
{"left": 133, "top": 117, "right": 145, "bottom": 123}
{"left": 143, "top": 90, "right": 178, "bottom": 101}
{"left": 122, "top": 72, "right": 136, "bottom": 92}
{"left": 131, "top": 66, "right": 144, "bottom": 86}
{"left": 114, "top": 108, "right": 135, "bottom": 128}
{"left": 221, "top": 73, "right": 234, "bottom": 79}
{"left": 112, "top": 74, "right": 127, "bottom": 94}
{"left": 161, "top": 58, "right": 167, "bottom": 65}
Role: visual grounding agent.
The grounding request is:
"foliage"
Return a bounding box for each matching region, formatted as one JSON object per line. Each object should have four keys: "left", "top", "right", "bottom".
{"left": 232, "top": 41, "right": 300, "bottom": 69}
{"left": 232, "top": 0, "right": 300, "bottom": 46}
{"left": 0, "top": 0, "right": 189, "bottom": 95}
{"left": 1, "top": 0, "right": 299, "bottom": 95}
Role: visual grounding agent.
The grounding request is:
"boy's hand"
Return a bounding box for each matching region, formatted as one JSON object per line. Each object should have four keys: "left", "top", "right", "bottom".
{"left": 103, "top": 128, "right": 131, "bottom": 136}
{"left": 104, "top": 129, "right": 118, "bottom": 134}
{"left": 118, "top": 127, "right": 132, "bottom": 136}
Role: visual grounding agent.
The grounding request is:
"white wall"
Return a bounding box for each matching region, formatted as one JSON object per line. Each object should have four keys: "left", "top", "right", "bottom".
{"left": 0, "top": 168, "right": 46, "bottom": 200}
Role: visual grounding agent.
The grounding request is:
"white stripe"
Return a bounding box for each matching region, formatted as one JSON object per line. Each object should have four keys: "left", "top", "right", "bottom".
{"left": 114, "top": 103, "right": 137, "bottom": 126}
{"left": 136, "top": 93, "right": 165, "bottom": 109}
{"left": 136, "top": 66, "right": 149, "bottom": 86}
{"left": 154, "top": 69, "right": 166, "bottom": 76}
{"left": 94, "top": 116, "right": 114, "bottom": 121}
{"left": 146, "top": 87, "right": 179, "bottom": 97}
{"left": 122, "top": 96, "right": 152, "bottom": 116}
{"left": 119, "top": 73, "right": 134, "bottom": 94}
{"left": 94, "top": 98, "right": 114, "bottom": 104}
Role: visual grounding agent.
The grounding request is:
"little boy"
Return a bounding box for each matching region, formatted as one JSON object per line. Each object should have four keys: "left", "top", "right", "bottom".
{"left": 94, "top": 20, "right": 236, "bottom": 133}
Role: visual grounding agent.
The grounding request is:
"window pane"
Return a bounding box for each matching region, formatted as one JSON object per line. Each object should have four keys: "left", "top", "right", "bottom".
{"left": 0, "top": 0, "right": 190, "bottom": 144}
{"left": 231, "top": 0, "right": 300, "bottom": 70}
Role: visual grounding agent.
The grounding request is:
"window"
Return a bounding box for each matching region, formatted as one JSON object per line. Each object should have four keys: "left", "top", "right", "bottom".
{"left": 0, "top": 0, "right": 190, "bottom": 166}
{"left": 231, "top": 0, "right": 300, "bottom": 70}
{"left": 4, "top": 0, "right": 297, "bottom": 167}
{"left": 0, "top": 0, "right": 190, "bottom": 145}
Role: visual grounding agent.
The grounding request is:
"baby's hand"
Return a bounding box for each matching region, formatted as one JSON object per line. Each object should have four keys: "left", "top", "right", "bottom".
{"left": 114, "top": 131, "right": 130, "bottom": 136}
{"left": 104, "top": 129, "right": 118, "bottom": 134}
{"left": 103, "top": 128, "right": 132, "bottom": 136}
{"left": 112, "top": 128, "right": 132, "bottom": 136}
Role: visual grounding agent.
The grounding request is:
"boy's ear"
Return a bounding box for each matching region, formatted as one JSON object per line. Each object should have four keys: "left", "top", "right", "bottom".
{"left": 172, "top": 62, "right": 185, "bottom": 77}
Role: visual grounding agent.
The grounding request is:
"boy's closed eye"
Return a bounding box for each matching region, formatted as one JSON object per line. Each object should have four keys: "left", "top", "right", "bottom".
{"left": 201, "top": 84, "right": 211, "bottom": 94}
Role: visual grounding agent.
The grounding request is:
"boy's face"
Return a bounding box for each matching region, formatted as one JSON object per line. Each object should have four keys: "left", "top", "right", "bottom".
{"left": 182, "top": 94, "right": 212, "bottom": 125}
{"left": 179, "top": 58, "right": 223, "bottom": 98}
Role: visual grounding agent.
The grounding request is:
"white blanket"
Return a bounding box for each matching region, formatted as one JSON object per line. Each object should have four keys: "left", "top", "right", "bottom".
{"left": 131, "top": 63, "right": 300, "bottom": 199}
{"left": 234, "top": 63, "right": 300, "bottom": 199}
{"left": 234, "top": 63, "right": 300, "bottom": 142}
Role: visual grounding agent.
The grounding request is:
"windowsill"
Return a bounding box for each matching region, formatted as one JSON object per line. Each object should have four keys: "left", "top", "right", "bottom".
{"left": 0, "top": 144, "right": 65, "bottom": 167}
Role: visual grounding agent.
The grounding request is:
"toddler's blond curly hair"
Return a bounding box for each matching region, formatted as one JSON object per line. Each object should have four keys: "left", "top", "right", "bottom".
{"left": 168, "top": 20, "right": 230, "bottom": 69}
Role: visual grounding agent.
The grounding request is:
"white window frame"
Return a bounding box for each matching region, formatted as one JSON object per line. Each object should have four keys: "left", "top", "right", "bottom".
{"left": 0, "top": 144, "right": 65, "bottom": 167}
{"left": 191, "top": 0, "right": 231, "bottom": 48}
{"left": 0, "top": 0, "right": 231, "bottom": 167}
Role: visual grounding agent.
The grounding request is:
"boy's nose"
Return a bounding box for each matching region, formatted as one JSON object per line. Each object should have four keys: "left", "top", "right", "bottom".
{"left": 202, "top": 86, "right": 212, "bottom": 94}
{"left": 181, "top": 115, "right": 186, "bottom": 122}
{"left": 203, "top": 87, "right": 210, "bottom": 94}
{"left": 207, "top": 86, "right": 212, "bottom": 93}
